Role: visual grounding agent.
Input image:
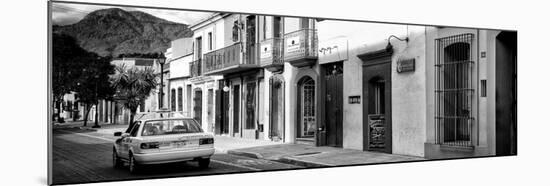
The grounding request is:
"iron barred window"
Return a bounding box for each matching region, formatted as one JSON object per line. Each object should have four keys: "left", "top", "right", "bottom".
{"left": 435, "top": 33, "right": 475, "bottom": 147}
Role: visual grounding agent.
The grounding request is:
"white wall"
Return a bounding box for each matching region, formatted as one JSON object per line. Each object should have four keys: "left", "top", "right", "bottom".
{"left": 169, "top": 55, "right": 192, "bottom": 78}
{"left": 317, "top": 20, "right": 428, "bottom": 156}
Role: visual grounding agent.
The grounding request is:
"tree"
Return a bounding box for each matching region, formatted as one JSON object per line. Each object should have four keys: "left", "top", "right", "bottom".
{"left": 52, "top": 33, "right": 106, "bottom": 122}
{"left": 52, "top": 34, "right": 89, "bottom": 122}
{"left": 110, "top": 64, "right": 158, "bottom": 132}
{"left": 74, "top": 55, "right": 116, "bottom": 127}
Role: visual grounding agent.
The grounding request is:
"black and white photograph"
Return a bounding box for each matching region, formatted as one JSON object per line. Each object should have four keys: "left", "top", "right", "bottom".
{"left": 45, "top": 0, "right": 521, "bottom": 185}
{"left": 7, "top": 0, "right": 550, "bottom": 186}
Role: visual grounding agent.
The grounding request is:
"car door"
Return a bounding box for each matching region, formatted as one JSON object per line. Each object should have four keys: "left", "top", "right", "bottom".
{"left": 121, "top": 123, "right": 140, "bottom": 159}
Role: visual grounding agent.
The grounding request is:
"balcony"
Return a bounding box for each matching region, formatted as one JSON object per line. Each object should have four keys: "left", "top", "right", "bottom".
{"left": 203, "top": 42, "right": 260, "bottom": 75}
{"left": 283, "top": 29, "right": 318, "bottom": 67}
{"left": 259, "top": 37, "right": 284, "bottom": 72}
{"left": 190, "top": 59, "right": 202, "bottom": 77}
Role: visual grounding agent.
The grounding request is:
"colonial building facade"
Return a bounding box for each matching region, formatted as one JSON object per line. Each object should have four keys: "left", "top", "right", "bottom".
{"left": 165, "top": 14, "right": 516, "bottom": 159}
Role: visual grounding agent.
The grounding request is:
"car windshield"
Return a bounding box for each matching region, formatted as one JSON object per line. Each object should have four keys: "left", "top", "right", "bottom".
{"left": 141, "top": 119, "right": 203, "bottom": 136}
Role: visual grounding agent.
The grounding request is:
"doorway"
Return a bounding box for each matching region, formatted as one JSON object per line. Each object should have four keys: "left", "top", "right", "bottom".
{"left": 215, "top": 82, "right": 230, "bottom": 135}
{"left": 207, "top": 89, "right": 214, "bottom": 133}
{"left": 323, "top": 63, "right": 343, "bottom": 147}
{"left": 233, "top": 85, "right": 241, "bottom": 137}
{"left": 244, "top": 82, "right": 257, "bottom": 139}
{"left": 296, "top": 76, "right": 316, "bottom": 144}
{"left": 193, "top": 88, "right": 203, "bottom": 126}
{"left": 270, "top": 76, "right": 284, "bottom": 141}
{"left": 495, "top": 31, "right": 517, "bottom": 156}
{"left": 361, "top": 50, "right": 392, "bottom": 153}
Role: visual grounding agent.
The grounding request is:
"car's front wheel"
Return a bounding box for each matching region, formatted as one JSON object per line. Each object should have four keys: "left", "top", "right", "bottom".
{"left": 128, "top": 153, "right": 140, "bottom": 174}
{"left": 198, "top": 158, "right": 210, "bottom": 169}
{"left": 112, "top": 148, "right": 123, "bottom": 168}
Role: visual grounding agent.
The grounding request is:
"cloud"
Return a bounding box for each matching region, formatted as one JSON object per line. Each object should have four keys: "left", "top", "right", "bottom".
{"left": 51, "top": 2, "right": 212, "bottom": 25}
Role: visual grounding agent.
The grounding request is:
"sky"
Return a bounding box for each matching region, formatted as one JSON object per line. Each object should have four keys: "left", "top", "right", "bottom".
{"left": 51, "top": 2, "right": 213, "bottom": 26}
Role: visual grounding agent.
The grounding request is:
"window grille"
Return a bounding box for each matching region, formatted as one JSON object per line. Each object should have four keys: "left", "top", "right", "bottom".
{"left": 435, "top": 33, "right": 475, "bottom": 147}
{"left": 300, "top": 77, "right": 315, "bottom": 137}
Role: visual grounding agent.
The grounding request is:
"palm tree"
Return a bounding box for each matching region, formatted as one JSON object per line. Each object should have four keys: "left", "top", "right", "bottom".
{"left": 110, "top": 64, "right": 158, "bottom": 132}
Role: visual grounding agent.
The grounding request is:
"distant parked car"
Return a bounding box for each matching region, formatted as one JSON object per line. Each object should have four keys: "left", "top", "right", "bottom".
{"left": 112, "top": 111, "right": 214, "bottom": 173}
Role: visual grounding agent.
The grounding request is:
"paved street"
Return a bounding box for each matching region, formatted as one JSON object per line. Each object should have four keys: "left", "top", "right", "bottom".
{"left": 51, "top": 127, "right": 301, "bottom": 185}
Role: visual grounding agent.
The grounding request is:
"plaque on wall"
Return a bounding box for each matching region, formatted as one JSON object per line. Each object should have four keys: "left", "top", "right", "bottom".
{"left": 396, "top": 58, "right": 415, "bottom": 73}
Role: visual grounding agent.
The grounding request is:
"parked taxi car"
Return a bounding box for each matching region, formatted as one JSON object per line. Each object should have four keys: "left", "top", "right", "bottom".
{"left": 112, "top": 111, "right": 214, "bottom": 173}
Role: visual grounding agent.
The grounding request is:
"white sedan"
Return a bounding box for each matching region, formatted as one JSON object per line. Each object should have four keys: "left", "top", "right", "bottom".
{"left": 112, "top": 113, "right": 214, "bottom": 173}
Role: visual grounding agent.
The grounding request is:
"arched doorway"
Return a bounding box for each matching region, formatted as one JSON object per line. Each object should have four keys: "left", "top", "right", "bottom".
{"left": 269, "top": 75, "right": 285, "bottom": 141}
{"left": 297, "top": 76, "right": 316, "bottom": 144}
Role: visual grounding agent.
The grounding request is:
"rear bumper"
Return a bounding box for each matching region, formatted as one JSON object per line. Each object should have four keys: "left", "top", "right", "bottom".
{"left": 133, "top": 148, "right": 215, "bottom": 164}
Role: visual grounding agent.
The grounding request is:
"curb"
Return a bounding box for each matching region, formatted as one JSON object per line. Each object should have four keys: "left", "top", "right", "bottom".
{"left": 227, "top": 150, "right": 333, "bottom": 168}
{"left": 277, "top": 157, "right": 334, "bottom": 167}
{"left": 226, "top": 150, "right": 264, "bottom": 159}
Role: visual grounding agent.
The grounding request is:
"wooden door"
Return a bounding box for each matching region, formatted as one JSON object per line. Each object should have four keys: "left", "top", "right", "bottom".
{"left": 223, "top": 90, "right": 230, "bottom": 134}
{"left": 233, "top": 85, "right": 240, "bottom": 136}
{"left": 361, "top": 51, "right": 392, "bottom": 153}
{"left": 207, "top": 89, "right": 214, "bottom": 133}
{"left": 496, "top": 31, "right": 517, "bottom": 155}
{"left": 324, "top": 63, "right": 343, "bottom": 147}
{"left": 270, "top": 77, "right": 284, "bottom": 141}
{"left": 215, "top": 88, "right": 222, "bottom": 135}
{"left": 245, "top": 82, "right": 256, "bottom": 131}
{"left": 193, "top": 89, "right": 203, "bottom": 126}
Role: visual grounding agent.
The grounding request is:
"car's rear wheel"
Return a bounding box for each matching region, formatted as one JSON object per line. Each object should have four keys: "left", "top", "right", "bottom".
{"left": 128, "top": 153, "right": 140, "bottom": 174}
{"left": 198, "top": 158, "right": 210, "bottom": 169}
{"left": 112, "top": 148, "right": 123, "bottom": 168}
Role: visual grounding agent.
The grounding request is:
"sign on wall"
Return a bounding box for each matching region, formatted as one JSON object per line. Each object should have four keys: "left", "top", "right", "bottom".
{"left": 318, "top": 37, "right": 348, "bottom": 64}
{"left": 260, "top": 43, "right": 272, "bottom": 59}
{"left": 396, "top": 58, "right": 415, "bottom": 73}
{"left": 286, "top": 36, "right": 301, "bottom": 54}
{"left": 348, "top": 95, "right": 361, "bottom": 104}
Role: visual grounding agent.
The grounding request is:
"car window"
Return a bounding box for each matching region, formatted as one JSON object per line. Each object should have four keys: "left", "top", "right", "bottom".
{"left": 141, "top": 119, "right": 203, "bottom": 136}
{"left": 129, "top": 123, "right": 141, "bottom": 137}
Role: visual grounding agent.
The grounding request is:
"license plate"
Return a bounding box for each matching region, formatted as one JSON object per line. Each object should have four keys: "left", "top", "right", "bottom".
{"left": 173, "top": 141, "right": 187, "bottom": 148}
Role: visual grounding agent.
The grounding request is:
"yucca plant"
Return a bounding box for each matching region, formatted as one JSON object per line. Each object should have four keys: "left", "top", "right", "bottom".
{"left": 110, "top": 64, "right": 158, "bottom": 131}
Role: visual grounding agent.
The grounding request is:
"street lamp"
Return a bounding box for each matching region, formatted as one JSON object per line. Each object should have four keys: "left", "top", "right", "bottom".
{"left": 92, "top": 74, "right": 101, "bottom": 128}
{"left": 157, "top": 53, "right": 166, "bottom": 109}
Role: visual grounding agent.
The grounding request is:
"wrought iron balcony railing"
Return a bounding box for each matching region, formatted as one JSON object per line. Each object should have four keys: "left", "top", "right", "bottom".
{"left": 259, "top": 37, "right": 284, "bottom": 72}
{"left": 190, "top": 59, "right": 202, "bottom": 77}
{"left": 203, "top": 42, "right": 259, "bottom": 75}
{"left": 283, "top": 29, "right": 318, "bottom": 67}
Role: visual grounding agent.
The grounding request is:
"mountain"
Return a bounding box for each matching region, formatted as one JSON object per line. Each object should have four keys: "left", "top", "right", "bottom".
{"left": 53, "top": 8, "right": 192, "bottom": 57}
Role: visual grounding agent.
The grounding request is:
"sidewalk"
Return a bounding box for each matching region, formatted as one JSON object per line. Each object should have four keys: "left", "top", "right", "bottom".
{"left": 227, "top": 143, "right": 425, "bottom": 167}
{"left": 213, "top": 136, "right": 282, "bottom": 153}
{"left": 53, "top": 120, "right": 128, "bottom": 134}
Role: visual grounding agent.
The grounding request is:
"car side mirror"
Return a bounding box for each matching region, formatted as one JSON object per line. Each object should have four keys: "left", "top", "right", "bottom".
{"left": 114, "top": 132, "right": 122, "bottom": 136}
